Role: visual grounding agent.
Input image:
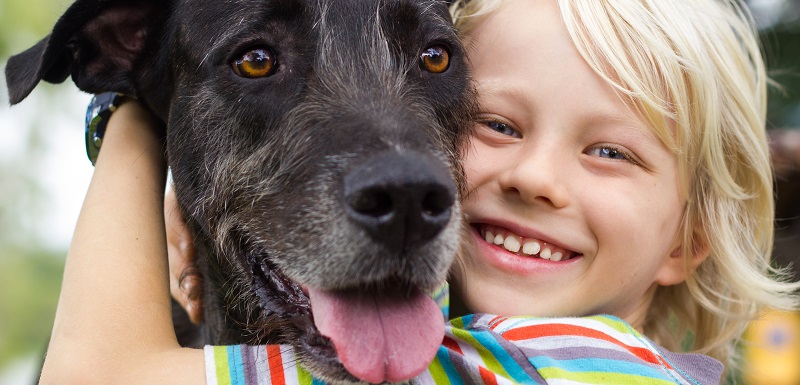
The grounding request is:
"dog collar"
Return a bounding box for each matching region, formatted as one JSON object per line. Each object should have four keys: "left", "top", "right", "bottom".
{"left": 85, "top": 92, "right": 126, "bottom": 165}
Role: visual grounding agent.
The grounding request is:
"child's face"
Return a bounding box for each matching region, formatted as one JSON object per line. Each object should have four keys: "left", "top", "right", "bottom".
{"left": 455, "top": 0, "right": 687, "bottom": 328}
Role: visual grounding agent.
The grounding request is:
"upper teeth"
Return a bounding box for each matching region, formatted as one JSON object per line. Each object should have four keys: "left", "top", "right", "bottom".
{"left": 522, "top": 240, "right": 541, "bottom": 255}
{"left": 482, "top": 225, "right": 574, "bottom": 261}
{"left": 503, "top": 235, "right": 520, "bottom": 253}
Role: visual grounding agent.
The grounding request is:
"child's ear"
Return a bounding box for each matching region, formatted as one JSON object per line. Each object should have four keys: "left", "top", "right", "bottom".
{"left": 656, "top": 228, "right": 711, "bottom": 286}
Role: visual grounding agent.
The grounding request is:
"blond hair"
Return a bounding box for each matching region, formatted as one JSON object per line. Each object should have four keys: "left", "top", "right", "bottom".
{"left": 451, "top": 0, "right": 800, "bottom": 369}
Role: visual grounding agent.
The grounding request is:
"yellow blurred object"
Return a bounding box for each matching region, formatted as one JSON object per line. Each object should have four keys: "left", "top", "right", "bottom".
{"left": 742, "top": 310, "right": 800, "bottom": 385}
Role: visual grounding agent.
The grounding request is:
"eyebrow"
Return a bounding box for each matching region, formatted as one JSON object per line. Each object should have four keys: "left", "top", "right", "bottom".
{"left": 475, "top": 81, "right": 538, "bottom": 117}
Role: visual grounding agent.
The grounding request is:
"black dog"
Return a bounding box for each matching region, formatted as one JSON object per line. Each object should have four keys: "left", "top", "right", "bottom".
{"left": 6, "top": 0, "right": 474, "bottom": 382}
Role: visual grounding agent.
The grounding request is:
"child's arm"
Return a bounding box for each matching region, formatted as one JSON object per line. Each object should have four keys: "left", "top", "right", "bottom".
{"left": 38, "top": 100, "right": 205, "bottom": 385}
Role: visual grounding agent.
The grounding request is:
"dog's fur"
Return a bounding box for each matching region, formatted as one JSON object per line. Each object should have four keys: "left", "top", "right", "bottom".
{"left": 6, "top": 0, "right": 474, "bottom": 382}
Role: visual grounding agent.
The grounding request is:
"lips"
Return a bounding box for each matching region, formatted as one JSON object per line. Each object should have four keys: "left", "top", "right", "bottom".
{"left": 475, "top": 223, "right": 580, "bottom": 261}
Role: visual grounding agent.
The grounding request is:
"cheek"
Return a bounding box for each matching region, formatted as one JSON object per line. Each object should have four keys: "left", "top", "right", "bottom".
{"left": 642, "top": 176, "right": 685, "bottom": 240}
{"left": 462, "top": 140, "right": 499, "bottom": 191}
{"left": 585, "top": 183, "right": 684, "bottom": 258}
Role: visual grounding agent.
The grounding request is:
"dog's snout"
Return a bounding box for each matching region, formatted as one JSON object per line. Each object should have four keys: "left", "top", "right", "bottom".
{"left": 344, "top": 152, "right": 456, "bottom": 251}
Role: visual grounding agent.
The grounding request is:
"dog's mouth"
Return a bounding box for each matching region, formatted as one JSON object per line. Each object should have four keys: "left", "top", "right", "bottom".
{"left": 249, "top": 254, "right": 444, "bottom": 383}
{"left": 248, "top": 255, "right": 343, "bottom": 367}
{"left": 248, "top": 253, "right": 312, "bottom": 318}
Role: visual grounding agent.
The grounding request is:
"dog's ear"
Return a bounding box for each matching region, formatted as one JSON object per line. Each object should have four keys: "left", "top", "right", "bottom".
{"left": 5, "top": 0, "right": 169, "bottom": 105}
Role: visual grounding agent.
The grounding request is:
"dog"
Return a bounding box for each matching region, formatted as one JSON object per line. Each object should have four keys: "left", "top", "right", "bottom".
{"left": 5, "top": 0, "right": 475, "bottom": 383}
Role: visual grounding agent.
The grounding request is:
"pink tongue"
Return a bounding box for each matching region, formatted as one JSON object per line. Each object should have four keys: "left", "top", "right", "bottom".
{"left": 308, "top": 288, "right": 444, "bottom": 384}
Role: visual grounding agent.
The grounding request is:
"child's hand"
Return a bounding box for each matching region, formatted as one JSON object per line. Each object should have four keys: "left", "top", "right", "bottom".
{"left": 166, "top": 187, "right": 203, "bottom": 324}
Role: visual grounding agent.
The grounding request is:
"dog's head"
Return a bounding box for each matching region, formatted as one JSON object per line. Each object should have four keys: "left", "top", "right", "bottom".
{"left": 6, "top": 0, "right": 474, "bottom": 382}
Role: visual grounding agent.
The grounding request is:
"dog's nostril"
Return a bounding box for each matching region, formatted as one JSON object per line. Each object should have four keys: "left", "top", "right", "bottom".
{"left": 350, "top": 189, "right": 394, "bottom": 218}
{"left": 421, "top": 188, "right": 452, "bottom": 217}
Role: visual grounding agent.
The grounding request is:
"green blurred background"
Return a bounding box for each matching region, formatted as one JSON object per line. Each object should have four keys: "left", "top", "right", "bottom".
{"left": 0, "top": 1, "right": 799, "bottom": 384}
{"left": 0, "top": 1, "right": 90, "bottom": 384}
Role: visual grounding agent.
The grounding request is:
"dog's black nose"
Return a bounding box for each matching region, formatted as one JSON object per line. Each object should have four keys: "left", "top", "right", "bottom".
{"left": 344, "top": 152, "right": 456, "bottom": 251}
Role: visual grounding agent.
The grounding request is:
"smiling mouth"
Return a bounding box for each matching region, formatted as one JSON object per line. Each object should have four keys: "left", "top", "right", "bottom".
{"left": 475, "top": 224, "right": 580, "bottom": 261}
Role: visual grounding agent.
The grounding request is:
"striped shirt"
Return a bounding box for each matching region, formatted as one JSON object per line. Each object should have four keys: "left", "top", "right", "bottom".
{"left": 204, "top": 314, "right": 722, "bottom": 384}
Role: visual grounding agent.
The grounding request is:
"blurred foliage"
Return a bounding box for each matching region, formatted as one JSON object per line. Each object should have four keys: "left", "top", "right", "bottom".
{"left": 765, "top": 26, "right": 800, "bottom": 129}
{"left": 0, "top": 246, "right": 63, "bottom": 368}
{"left": 0, "top": 96, "right": 49, "bottom": 249}
{"left": 0, "top": 0, "right": 70, "bottom": 57}
{"left": 0, "top": 0, "right": 71, "bottom": 378}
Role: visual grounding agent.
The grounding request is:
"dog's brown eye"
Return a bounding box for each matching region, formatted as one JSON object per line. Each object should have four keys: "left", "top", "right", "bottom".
{"left": 232, "top": 48, "right": 277, "bottom": 78}
{"left": 419, "top": 45, "right": 450, "bottom": 73}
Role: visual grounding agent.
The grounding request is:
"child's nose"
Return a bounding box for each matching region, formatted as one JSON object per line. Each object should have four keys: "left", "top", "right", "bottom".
{"left": 498, "top": 150, "right": 570, "bottom": 209}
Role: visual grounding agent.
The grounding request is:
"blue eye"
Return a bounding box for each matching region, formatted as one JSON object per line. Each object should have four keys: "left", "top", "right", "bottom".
{"left": 596, "top": 147, "right": 626, "bottom": 159}
{"left": 587, "top": 145, "right": 639, "bottom": 165}
{"left": 485, "top": 120, "right": 521, "bottom": 138}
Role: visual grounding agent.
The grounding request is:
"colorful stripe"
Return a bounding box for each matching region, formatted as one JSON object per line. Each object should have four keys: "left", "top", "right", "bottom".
{"left": 228, "top": 345, "right": 245, "bottom": 385}
{"left": 531, "top": 356, "right": 676, "bottom": 382}
{"left": 536, "top": 366, "right": 677, "bottom": 385}
{"left": 426, "top": 347, "right": 451, "bottom": 384}
{"left": 213, "top": 345, "right": 233, "bottom": 385}
{"left": 266, "top": 345, "right": 286, "bottom": 385}
{"left": 503, "top": 323, "right": 667, "bottom": 366}
{"left": 431, "top": 283, "right": 450, "bottom": 320}
{"left": 205, "top": 313, "right": 717, "bottom": 385}
{"left": 437, "top": 344, "right": 466, "bottom": 385}
{"left": 449, "top": 321, "right": 512, "bottom": 380}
